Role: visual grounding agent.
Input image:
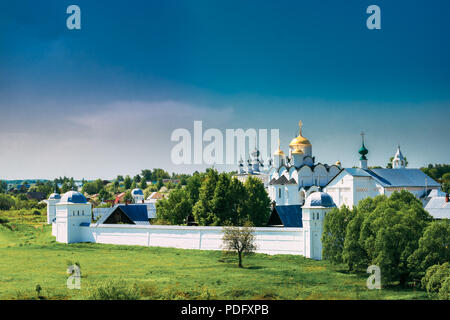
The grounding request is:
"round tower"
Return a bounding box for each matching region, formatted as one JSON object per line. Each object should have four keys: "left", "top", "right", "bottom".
{"left": 302, "top": 192, "right": 336, "bottom": 260}
{"left": 46, "top": 192, "right": 61, "bottom": 224}
{"left": 55, "top": 191, "right": 92, "bottom": 243}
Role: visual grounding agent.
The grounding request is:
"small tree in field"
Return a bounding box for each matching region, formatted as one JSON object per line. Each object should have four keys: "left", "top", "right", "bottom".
{"left": 222, "top": 222, "right": 256, "bottom": 268}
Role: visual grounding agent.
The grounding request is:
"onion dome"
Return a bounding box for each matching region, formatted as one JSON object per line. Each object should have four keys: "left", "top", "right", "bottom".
{"left": 292, "top": 146, "right": 304, "bottom": 155}
{"left": 335, "top": 161, "right": 341, "bottom": 167}
{"left": 60, "top": 191, "right": 87, "bottom": 204}
{"left": 358, "top": 142, "right": 368, "bottom": 160}
{"left": 304, "top": 192, "right": 336, "bottom": 208}
{"left": 289, "top": 120, "right": 311, "bottom": 148}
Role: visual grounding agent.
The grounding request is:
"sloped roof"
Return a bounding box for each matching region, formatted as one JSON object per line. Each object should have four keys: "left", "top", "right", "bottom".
{"left": 368, "top": 168, "right": 440, "bottom": 188}
{"left": 329, "top": 168, "right": 440, "bottom": 188}
{"left": 271, "top": 175, "right": 289, "bottom": 185}
{"left": 97, "top": 204, "right": 150, "bottom": 225}
{"left": 268, "top": 205, "right": 303, "bottom": 227}
{"left": 424, "top": 197, "right": 450, "bottom": 219}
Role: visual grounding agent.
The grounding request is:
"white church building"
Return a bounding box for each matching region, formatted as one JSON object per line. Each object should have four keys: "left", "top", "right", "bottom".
{"left": 267, "top": 121, "right": 342, "bottom": 206}
{"left": 323, "top": 143, "right": 441, "bottom": 208}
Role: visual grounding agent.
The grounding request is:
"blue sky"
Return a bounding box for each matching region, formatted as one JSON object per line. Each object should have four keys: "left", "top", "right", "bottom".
{"left": 0, "top": 0, "right": 449, "bottom": 179}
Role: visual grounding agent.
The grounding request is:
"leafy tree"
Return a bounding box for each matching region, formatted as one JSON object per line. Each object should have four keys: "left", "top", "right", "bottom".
{"left": 438, "top": 276, "right": 450, "bottom": 300}
{"left": 228, "top": 178, "right": 247, "bottom": 226}
{"left": 116, "top": 175, "right": 124, "bottom": 182}
{"left": 222, "top": 221, "right": 256, "bottom": 268}
{"left": 342, "top": 211, "right": 368, "bottom": 271}
{"left": 123, "top": 175, "right": 132, "bottom": 190}
{"left": 192, "top": 169, "right": 219, "bottom": 225}
{"left": 152, "top": 168, "right": 170, "bottom": 181}
{"left": 61, "top": 178, "right": 76, "bottom": 193}
{"left": 34, "top": 180, "right": 53, "bottom": 197}
{"left": 0, "top": 194, "right": 15, "bottom": 210}
{"left": 210, "top": 173, "right": 232, "bottom": 225}
{"left": 408, "top": 221, "right": 450, "bottom": 280}
{"left": 442, "top": 173, "right": 450, "bottom": 193}
{"left": 360, "top": 191, "right": 430, "bottom": 285}
{"left": 185, "top": 173, "right": 203, "bottom": 205}
{"left": 98, "top": 188, "right": 112, "bottom": 202}
{"left": 139, "top": 179, "right": 147, "bottom": 190}
{"left": 156, "top": 188, "right": 192, "bottom": 224}
{"left": 156, "top": 179, "right": 164, "bottom": 191}
{"left": 113, "top": 179, "right": 120, "bottom": 191}
{"left": 421, "top": 164, "right": 450, "bottom": 181}
{"left": 243, "top": 177, "right": 271, "bottom": 227}
{"left": 123, "top": 191, "right": 133, "bottom": 203}
{"left": 133, "top": 174, "right": 141, "bottom": 183}
{"left": 0, "top": 180, "right": 7, "bottom": 193}
{"left": 141, "top": 169, "right": 152, "bottom": 182}
{"left": 322, "top": 206, "right": 353, "bottom": 264}
{"left": 421, "top": 263, "right": 450, "bottom": 299}
{"left": 342, "top": 196, "right": 386, "bottom": 271}
{"left": 81, "top": 179, "right": 104, "bottom": 195}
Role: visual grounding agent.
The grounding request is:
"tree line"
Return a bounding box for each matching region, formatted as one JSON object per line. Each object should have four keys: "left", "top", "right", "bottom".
{"left": 321, "top": 190, "right": 450, "bottom": 298}
{"left": 156, "top": 169, "right": 271, "bottom": 227}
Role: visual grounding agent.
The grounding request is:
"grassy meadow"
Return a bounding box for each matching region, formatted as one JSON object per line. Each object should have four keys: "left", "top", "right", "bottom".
{"left": 0, "top": 209, "right": 428, "bottom": 300}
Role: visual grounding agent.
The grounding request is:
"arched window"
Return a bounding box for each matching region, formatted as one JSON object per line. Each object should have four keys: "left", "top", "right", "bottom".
{"left": 278, "top": 188, "right": 281, "bottom": 198}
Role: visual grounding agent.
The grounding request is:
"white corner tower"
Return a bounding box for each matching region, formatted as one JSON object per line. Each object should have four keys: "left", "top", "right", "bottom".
{"left": 54, "top": 191, "right": 92, "bottom": 243}
{"left": 302, "top": 192, "right": 336, "bottom": 260}
{"left": 46, "top": 192, "right": 61, "bottom": 224}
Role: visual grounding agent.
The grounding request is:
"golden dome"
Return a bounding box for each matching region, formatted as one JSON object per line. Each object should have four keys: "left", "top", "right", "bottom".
{"left": 289, "top": 120, "right": 311, "bottom": 148}
{"left": 274, "top": 139, "right": 285, "bottom": 156}
{"left": 335, "top": 161, "right": 341, "bottom": 166}
{"left": 292, "top": 146, "right": 304, "bottom": 155}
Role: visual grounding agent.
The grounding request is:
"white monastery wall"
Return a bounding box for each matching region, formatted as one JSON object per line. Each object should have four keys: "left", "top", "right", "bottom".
{"left": 75, "top": 224, "right": 304, "bottom": 256}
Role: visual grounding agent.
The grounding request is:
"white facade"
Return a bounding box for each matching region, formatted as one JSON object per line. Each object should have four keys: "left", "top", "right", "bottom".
{"left": 324, "top": 145, "right": 441, "bottom": 209}
{"left": 267, "top": 121, "right": 341, "bottom": 206}
{"left": 45, "top": 193, "right": 61, "bottom": 224}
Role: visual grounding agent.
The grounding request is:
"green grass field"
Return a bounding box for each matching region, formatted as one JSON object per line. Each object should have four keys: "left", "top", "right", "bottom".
{"left": 0, "top": 209, "right": 428, "bottom": 300}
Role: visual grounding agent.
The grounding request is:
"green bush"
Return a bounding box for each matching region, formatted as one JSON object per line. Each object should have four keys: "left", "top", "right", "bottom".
{"left": 0, "top": 194, "right": 15, "bottom": 210}
{"left": 421, "top": 262, "right": 450, "bottom": 299}
{"left": 88, "top": 281, "right": 140, "bottom": 300}
{"left": 438, "top": 277, "right": 450, "bottom": 300}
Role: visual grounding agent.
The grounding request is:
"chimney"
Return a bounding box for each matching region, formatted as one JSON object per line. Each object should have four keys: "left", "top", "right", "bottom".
{"left": 446, "top": 193, "right": 449, "bottom": 203}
